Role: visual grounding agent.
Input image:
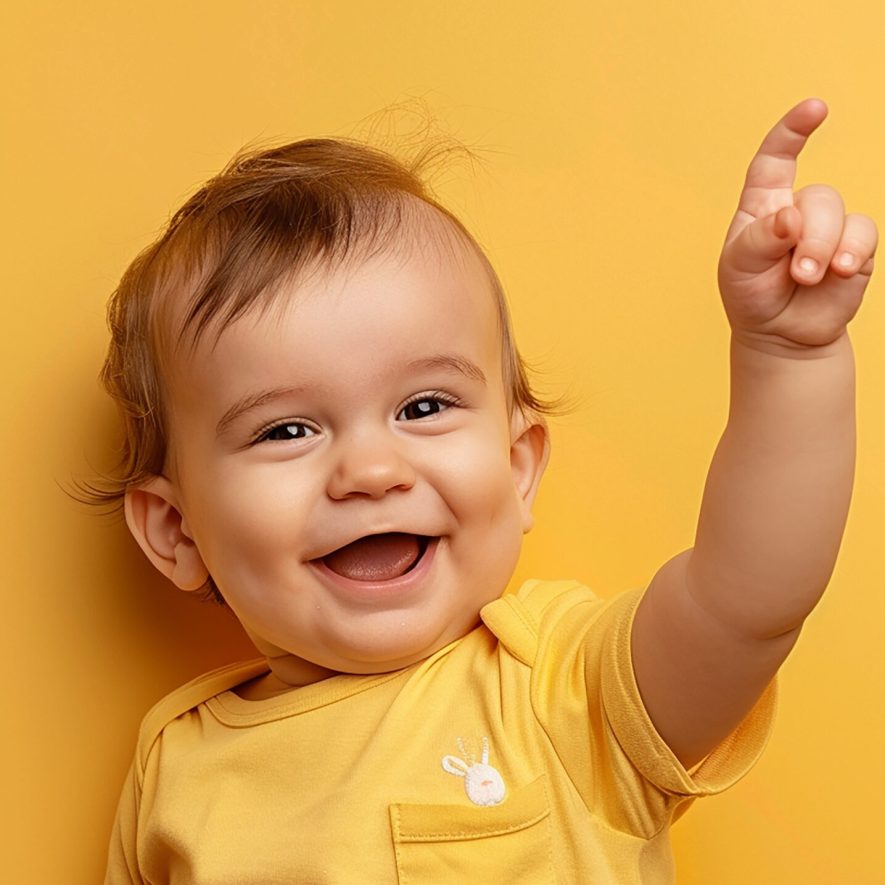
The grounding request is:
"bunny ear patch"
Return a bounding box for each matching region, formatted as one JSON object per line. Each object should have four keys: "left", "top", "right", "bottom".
{"left": 441, "top": 737, "right": 507, "bottom": 807}
{"left": 441, "top": 755, "right": 469, "bottom": 777}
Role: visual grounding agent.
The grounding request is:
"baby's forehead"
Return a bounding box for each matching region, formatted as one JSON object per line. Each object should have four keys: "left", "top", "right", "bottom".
{"left": 162, "top": 201, "right": 499, "bottom": 365}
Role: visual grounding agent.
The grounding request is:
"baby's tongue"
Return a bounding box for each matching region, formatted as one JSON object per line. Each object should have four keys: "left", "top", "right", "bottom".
{"left": 323, "top": 533, "right": 422, "bottom": 582}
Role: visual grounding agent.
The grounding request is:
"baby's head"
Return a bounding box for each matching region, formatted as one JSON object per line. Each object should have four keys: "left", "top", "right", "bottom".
{"left": 98, "top": 137, "right": 551, "bottom": 678}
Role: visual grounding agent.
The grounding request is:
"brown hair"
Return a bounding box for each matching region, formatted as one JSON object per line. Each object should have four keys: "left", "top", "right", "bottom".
{"left": 86, "top": 136, "right": 556, "bottom": 598}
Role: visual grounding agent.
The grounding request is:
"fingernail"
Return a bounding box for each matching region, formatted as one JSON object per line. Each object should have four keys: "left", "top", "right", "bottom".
{"left": 838, "top": 252, "right": 855, "bottom": 268}
{"left": 799, "top": 257, "right": 819, "bottom": 275}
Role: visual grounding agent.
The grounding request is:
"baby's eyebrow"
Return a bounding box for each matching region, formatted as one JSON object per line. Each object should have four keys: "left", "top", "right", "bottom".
{"left": 215, "top": 356, "right": 485, "bottom": 437}
{"left": 407, "top": 355, "right": 487, "bottom": 384}
{"left": 216, "top": 386, "right": 305, "bottom": 437}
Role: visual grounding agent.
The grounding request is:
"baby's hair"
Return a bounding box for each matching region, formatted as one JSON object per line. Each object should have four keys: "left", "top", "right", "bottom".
{"left": 83, "top": 133, "right": 559, "bottom": 600}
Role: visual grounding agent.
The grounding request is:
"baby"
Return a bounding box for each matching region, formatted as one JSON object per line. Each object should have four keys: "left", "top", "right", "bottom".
{"left": 101, "top": 100, "right": 876, "bottom": 883}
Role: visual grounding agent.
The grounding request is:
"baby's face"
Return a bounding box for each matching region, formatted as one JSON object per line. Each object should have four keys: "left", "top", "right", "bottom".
{"left": 162, "top": 228, "right": 545, "bottom": 677}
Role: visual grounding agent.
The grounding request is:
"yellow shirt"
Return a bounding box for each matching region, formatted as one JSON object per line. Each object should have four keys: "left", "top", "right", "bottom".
{"left": 105, "top": 580, "right": 775, "bottom": 884}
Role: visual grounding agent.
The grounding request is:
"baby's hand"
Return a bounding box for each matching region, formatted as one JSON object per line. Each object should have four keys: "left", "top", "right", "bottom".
{"left": 718, "top": 99, "right": 877, "bottom": 350}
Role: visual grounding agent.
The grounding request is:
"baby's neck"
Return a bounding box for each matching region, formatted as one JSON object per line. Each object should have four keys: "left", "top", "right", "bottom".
{"left": 236, "top": 654, "right": 338, "bottom": 700}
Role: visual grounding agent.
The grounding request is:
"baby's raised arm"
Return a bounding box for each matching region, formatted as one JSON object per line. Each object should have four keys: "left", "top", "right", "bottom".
{"left": 630, "top": 100, "right": 877, "bottom": 768}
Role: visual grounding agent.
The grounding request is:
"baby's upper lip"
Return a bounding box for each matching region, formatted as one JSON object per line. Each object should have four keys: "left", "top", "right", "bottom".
{"left": 306, "top": 530, "right": 439, "bottom": 562}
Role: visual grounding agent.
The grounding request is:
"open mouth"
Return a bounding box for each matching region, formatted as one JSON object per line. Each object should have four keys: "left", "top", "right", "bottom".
{"left": 319, "top": 533, "right": 433, "bottom": 583}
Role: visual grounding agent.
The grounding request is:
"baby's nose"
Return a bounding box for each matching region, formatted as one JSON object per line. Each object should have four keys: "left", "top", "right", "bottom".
{"left": 326, "top": 438, "right": 416, "bottom": 500}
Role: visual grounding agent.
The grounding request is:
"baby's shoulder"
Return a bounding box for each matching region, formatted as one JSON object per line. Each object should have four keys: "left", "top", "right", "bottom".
{"left": 483, "top": 578, "right": 617, "bottom": 635}
{"left": 512, "top": 578, "right": 600, "bottom": 612}
{"left": 134, "top": 659, "right": 268, "bottom": 759}
{"left": 481, "top": 579, "right": 638, "bottom": 665}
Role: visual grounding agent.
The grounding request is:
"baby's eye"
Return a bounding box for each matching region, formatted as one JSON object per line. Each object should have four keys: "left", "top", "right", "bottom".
{"left": 397, "top": 395, "right": 457, "bottom": 421}
{"left": 258, "top": 422, "right": 316, "bottom": 442}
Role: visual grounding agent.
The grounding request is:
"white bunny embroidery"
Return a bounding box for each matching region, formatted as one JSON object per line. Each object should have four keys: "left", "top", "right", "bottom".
{"left": 441, "top": 736, "right": 506, "bottom": 807}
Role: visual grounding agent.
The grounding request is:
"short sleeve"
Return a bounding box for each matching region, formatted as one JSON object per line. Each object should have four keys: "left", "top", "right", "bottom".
{"left": 493, "top": 581, "right": 776, "bottom": 838}
{"left": 598, "top": 585, "right": 777, "bottom": 799}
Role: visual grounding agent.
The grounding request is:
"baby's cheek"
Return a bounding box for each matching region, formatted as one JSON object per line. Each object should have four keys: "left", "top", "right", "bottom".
{"left": 190, "top": 477, "right": 305, "bottom": 581}
{"left": 445, "top": 435, "right": 515, "bottom": 489}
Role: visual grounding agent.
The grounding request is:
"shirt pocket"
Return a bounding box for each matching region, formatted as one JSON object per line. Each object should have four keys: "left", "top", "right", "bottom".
{"left": 388, "top": 775, "right": 556, "bottom": 884}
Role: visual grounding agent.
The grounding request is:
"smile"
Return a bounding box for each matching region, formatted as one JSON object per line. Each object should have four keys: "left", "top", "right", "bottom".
{"left": 313, "top": 532, "right": 437, "bottom": 584}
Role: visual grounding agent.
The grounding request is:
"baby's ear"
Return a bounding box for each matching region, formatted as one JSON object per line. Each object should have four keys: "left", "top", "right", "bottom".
{"left": 510, "top": 417, "right": 550, "bottom": 534}
{"left": 124, "top": 477, "right": 209, "bottom": 592}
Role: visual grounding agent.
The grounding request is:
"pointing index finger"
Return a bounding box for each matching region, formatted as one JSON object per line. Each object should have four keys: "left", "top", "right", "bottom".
{"left": 739, "top": 98, "right": 828, "bottom": 212}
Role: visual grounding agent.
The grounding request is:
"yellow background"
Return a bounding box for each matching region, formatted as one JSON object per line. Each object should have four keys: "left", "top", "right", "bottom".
{"left": 5, "top": 2, "right": 884, "bottom": 882}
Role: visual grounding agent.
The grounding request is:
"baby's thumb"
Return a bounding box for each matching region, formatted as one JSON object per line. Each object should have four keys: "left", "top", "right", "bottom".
{"left": 723, "top": 205, "right": 801, "bottom": 276}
